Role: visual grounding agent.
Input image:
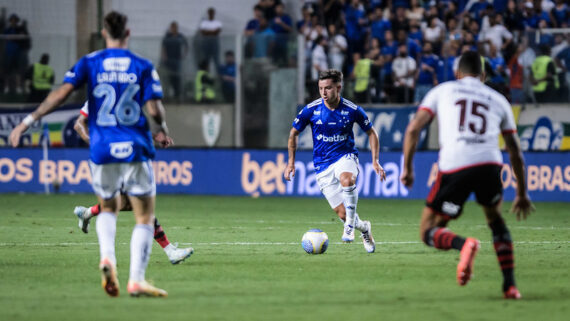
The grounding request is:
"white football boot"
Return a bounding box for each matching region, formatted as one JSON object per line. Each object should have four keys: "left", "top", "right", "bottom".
{"left": 341, "top": 224, "right": 355, "bottom": 243}
{"left": 73, "top": 206, "right": 91, "bottom": 234}
{"left": 165, "top": 243, "right": 194, "bottom": 264}
{"left": 361, "top": 220, "right": 375, "bottom": 253}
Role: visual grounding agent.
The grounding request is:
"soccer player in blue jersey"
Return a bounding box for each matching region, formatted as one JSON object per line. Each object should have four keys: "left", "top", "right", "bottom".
{"left": 73, "top": 103, "right": 193, "bottom": 265}
{"left": 10, "top": 11, "right": 170, "bottom": 297}
{"left": 284, "top": 69, "right": 386, "bottom": 253}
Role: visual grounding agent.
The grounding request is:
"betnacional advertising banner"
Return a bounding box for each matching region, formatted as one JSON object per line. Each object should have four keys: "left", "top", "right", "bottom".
{"left": 298, "top": 106, "right": 428, "bottom": 151}
{"left": 0, "top": 148, "right": 568, "bottom": 201}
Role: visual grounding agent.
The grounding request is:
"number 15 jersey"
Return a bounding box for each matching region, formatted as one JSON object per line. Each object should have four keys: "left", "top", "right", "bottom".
{"left": 64, "top": 48, "right": 163, "bottom": 164}
{"left": 418, "top": 76, "right": 517, "bottom": 172}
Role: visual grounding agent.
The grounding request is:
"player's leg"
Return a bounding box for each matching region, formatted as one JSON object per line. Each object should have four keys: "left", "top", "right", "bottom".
{"left": 73, "top": 203, "right": 101, "bottom": 233}
{"left": 154, "top": 217, "right": 194, "bottom": 264}
{"left": 422, "top": 169, "right": 480, "bottom": 286}
{"left": 119, "top": 193, "right": 193, "bottom": 264}
{"left": 337, "top": 155, "right": 375, "bottom": 252}
{"left": 482, "top": 203, "right": 521, "bottom": 299}
{"left": 96, "top": 195, "right": 121, "bottom": 297}
{"left": 474, "top": 165, "right": 520, "bottom": 299}
{"left": 123, "top": 161, "right": 167, "bottom": 297}
{"left": 89, "top": 162, "right": 123, "bottom": 297}
{"left": 74, "top": 194, "right": 130, "bottom": 234}
{"left": 126, "top": 195, "right": 166, "bottom": 297}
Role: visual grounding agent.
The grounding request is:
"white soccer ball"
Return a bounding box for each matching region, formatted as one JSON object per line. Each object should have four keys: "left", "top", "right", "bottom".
{"left": 301, "top": 229, "right": 329, "bottom": 254}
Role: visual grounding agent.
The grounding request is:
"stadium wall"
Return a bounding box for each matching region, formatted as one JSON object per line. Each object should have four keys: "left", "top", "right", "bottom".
{"left": 0, "top": 148, "right": 568, "bottom": 201}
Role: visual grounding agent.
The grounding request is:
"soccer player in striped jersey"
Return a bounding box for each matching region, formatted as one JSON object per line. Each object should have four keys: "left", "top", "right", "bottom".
{"left": 10, "top": 11, "right": 173, "bottom": 297}
{"left": 284, "top": 69, "right": 386, "bottom": 253}
{"left": 73, "top": 103, "right": 193, "bottom": 265}
{"left": 401, "top": 51, "right": 534, "bottom": 299}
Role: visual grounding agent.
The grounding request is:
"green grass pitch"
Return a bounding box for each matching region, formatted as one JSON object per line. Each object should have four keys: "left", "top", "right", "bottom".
{"left": 0, "top": 194, "right": 568, "bottom": 321}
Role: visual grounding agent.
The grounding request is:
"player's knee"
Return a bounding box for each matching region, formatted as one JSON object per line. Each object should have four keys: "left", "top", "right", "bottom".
{"left": 489, "top": 217, "right": 511, "bottom": 242}
{"left": 339, "top": 173, "right": 356, "bottom": 187}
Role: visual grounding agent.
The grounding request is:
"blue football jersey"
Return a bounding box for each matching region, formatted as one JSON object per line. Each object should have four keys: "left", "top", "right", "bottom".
{"left": 63, "top": 48, "right": 163, "bottom": 164}
{"left": 293, "top": 98, "right": 372, "bottom": 173}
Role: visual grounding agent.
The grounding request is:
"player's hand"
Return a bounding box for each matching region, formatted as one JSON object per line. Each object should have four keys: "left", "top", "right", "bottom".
{"left": 9, "top": 123, "right": 28, "bottom": 147}
{"left": 153, "top": 131, "right": 174, "bottom": 148}
{"left": 284, "top": 164, "right": 295, "bottom": 181}
{"left": 400, "top": 168, "right": 414, "bottom": 188}
{"left": 373, "top": 161, "right": 386, "bottom": 181}
{"left": 510, "top": 194, "right": 535, "bottom": 221}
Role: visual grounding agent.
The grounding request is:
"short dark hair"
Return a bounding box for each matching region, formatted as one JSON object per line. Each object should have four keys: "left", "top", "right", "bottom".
{"left": 40, "top": 53, "right": 49, "bottom": 64}
{"left": 457, "top": 51, "right": 482, "bottom": 76}
{"left": 318, "top": 69, "right": 343, "bottom": 83}
{"left": 104, "top": 11, "right": 128, "bottom": 40}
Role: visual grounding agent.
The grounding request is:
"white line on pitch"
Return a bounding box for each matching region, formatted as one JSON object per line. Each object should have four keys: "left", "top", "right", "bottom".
{"left": 0, "top": 241, "right": 568, "bottom": 247}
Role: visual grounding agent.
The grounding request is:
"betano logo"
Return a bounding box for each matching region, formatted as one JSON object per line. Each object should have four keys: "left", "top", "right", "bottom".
{"left": 316, "top": 134, "right": 348, "bottom": 142}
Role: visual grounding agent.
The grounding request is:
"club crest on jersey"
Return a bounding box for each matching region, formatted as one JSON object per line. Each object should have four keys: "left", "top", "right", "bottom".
{"left": 202, "top": 110, "right": 221, "bottom": 147}
{"left": 103, "top": 57, "right": 131, "bottom": 71}
{"left": 110, "top": 141, "right": 134, "bottom": 159}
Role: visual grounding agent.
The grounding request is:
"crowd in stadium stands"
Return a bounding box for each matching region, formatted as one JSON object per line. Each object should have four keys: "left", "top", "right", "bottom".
{"left": 244, "top": 0, "right": 570, "bottom": 104}
{"left": 1, "top": 1, "right": 569, "bottom": 105}
{"left": 0, "top": 10, "right": 32, "bottom": 97}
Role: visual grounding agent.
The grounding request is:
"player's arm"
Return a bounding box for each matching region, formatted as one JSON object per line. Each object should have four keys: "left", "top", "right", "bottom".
{"left": 284, "top": 127, "right": 300, "bottom": 181}
{"left": 503, "top": 132, "right": 535, "bottom": 220}
{"left": 366, "top": 127, "right": 386, "bottom": 181}
{"left": 400, "top": 109, "right": 432, "bottom": 188}
{"left": 9, "top": 83, "right": 75, "bottom": 147}
{"left": 145, "top": 99, "right": 173, "bottom": 148}
{"left": 74, "top": 113, "right": 90, "bottom": 144}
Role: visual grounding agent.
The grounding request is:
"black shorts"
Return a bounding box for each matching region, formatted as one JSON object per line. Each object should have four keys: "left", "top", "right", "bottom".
{"left": 426, "top": 164, "right": 503, "bottom": 219}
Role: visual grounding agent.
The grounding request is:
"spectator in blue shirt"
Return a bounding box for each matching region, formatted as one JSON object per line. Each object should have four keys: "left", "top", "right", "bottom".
{"left": 271, "top": 3, "right": 292, "bottom": 66}
{"left": 409, "top": 19, "right": 423, "bottom": 47}
{"left": 466, "top": 0, "right": 490, "bottom": 25}
{"left": 245, "top": 5, "right": 264, "bottom": 36}
{"left": 381, "top": 30, "right": 398, "bottom": 59}
{"left": 397, "top": 29, "right": 421, "bottom": 61}
{"left": 494, "top": 0, "right": 509, "bottom": 13}
{"left": 297, "top": 6, "right": 312, "bottom": 33}
{"left": 488, "top": 44, "right": 507, "bottom": 85}
{"left": 252, "top": 16, "right": 275, "bottom": 58}
{"left": 538, "top": 19, "right": 555, "bottom": 46}
{"left": 551, "top": 0, "right": 569, "bottom": 27}
{"left": 437, "top": 42, "right": 458, "bottom": 83}
{"left": 370, "top": 7, "right": 391, "bottom": 45}
{"left": 414, "top": 42, "right": 439, "bottom": 103}
{"left": 272, "top": 3, "right": 292, "bottom": 34}
{"left": 523, "top": 2, "right": 540, "bottom": 29}
{"left": 344, "top": 0, "right": 367, "bottom": 56}
{"left": 220, "top": 51, "right": 236, "bottom": 102}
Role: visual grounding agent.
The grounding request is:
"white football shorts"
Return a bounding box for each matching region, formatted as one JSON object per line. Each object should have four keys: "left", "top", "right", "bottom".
{"left": 89, "top": 160, "right": 156, "bottom": 200}
{"left": 316, "top": 154, "right": 359, "bottom": 208}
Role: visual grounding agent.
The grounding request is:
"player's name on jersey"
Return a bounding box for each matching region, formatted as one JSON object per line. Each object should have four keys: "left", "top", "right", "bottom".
{"left": 96, "top": 71, "right": 138, "bottom": 84}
